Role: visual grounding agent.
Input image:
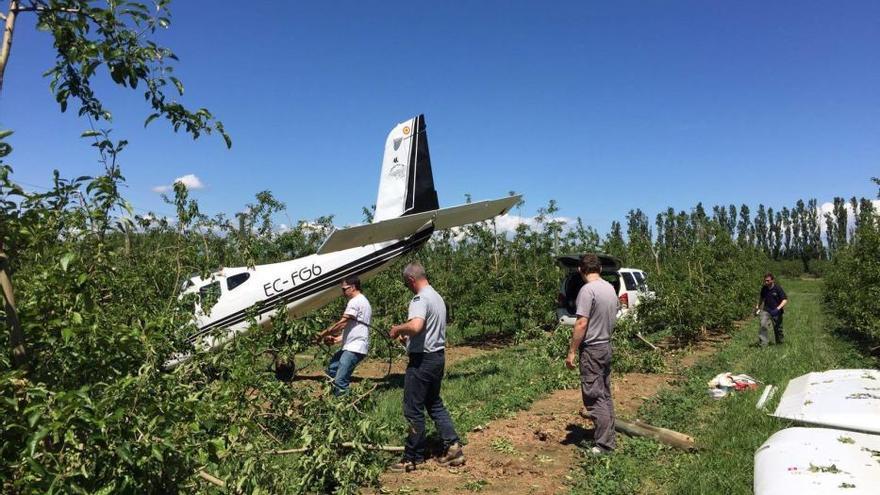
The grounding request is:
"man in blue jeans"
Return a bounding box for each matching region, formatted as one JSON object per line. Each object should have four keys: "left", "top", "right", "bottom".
{"left": 318, "top": 276, "right": 371, "bottom": 396}
{"left": 388, "top": 262, "right": 464, "bottom": 473}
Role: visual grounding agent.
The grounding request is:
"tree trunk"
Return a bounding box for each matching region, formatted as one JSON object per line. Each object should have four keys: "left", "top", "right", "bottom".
{"left": 0, "top": 248, "right": 27, "bottom": 368}
{"left": 615, "top": 419, "right": 698, "bottom": 451}
{"left": 0, "top": 0, "right": 20, "bottom": 94}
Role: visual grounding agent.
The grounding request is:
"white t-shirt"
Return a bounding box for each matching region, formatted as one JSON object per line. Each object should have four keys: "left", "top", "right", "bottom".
{"left": 342, "top": 293, "right": 371, "bottom": 355}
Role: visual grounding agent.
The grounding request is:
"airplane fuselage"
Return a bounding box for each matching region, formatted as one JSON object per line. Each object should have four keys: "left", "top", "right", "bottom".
{"left": 166, "top": 228, "right": 432, "bottom": 368}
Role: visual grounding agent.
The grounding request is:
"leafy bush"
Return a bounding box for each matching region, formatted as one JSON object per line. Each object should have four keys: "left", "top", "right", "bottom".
{"left": 824, "top": 199, "right": 880, "bottom": 344}
{"left": 624, "top": 213, "right": 764, "bottom": 344}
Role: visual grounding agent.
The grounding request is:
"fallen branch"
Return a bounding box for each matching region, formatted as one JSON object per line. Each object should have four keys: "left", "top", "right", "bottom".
{"left": 197, "top": 470, "right": 225, "bottom": 488}
{"left": 635, "top": 332, "right": 659, "bottom": 351}
{"left": 615, "top": 419, "right": 697, "bottom": 451}
{"left": 269, "top": 442, "right": 404, "bottom": 455}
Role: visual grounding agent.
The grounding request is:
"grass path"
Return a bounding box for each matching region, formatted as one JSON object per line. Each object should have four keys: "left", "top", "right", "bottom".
{"left": 570, "top": 278, "right": 879, "bottom": 494}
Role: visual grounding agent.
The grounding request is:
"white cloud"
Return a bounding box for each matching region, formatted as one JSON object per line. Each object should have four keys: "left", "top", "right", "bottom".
{"left": 818, "top": 199, "right": 880, "bottom": 236}
{"left": 152, "top": 173, "right": 205, "bottom": 193}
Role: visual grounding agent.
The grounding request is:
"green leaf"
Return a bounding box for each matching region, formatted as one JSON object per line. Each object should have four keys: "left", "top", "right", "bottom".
{"left": 144, "top": 113, "right": 160, "bottom": 127}
{"left": 27, "top": 409, "right": 43, "bottom": 428}
{"left": 0, "top": 129, "right": 13, "bottom": 140}
{"left": 81, "top": 130, "right": 101, "bottom": 138}
{"left": 62, "top": 327, "right": 73, "bottom": 344}
{"left": 115, "top": 444, "right": 134, "bottom": 464}
{"left": 60, "top": 253, "right": 75, "bottom": 272}
{"left": 29, "top": 428, "right": 49, "bottom": 456}
{"left": 170, "top": 76, "right": 184, "bottom": 96}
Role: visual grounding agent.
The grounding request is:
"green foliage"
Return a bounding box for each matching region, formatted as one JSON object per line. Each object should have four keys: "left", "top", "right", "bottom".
{"left": 624, "top": 209, "right": 764, "bottom": 344}
{"left": 570, "top": 279, "right": 878, "bottom": 495}
{"left": 33, "top": 0, "right": 231, "bottom": 146}
{"left": 824, "top": 194, "right": 880, "bottom": 344}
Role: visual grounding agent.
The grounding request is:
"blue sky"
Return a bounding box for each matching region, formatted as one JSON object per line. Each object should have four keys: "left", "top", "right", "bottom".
{"left": 2, "top": 1, "right": 878, "bottom": 233}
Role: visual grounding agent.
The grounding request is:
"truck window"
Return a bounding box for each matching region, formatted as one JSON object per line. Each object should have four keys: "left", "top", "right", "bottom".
{"left": 633, "top": 271, "right": 648, "bottom": 291}
{"left": 621, "top": 272, "right": 637, "bottom": 291}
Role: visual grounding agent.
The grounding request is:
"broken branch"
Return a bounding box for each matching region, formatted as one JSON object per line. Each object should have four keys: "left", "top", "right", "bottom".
{"left": 197, "top": 470, "right": 225, "bottom": 488}
{"left": 269, "top": 442, "right": 404, "bottom": 455}
{"left": 615, "top": 419, "right": 697, "bottom": 451}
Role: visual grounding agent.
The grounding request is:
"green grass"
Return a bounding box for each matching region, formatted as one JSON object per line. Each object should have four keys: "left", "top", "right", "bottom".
{"left": 569, "top": 278, "right": 879, "bottom": 494}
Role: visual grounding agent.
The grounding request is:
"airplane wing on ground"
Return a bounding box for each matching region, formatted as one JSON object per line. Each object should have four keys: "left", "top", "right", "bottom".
{"left": 317, "top": 195, "right": 521, "bottom": 255}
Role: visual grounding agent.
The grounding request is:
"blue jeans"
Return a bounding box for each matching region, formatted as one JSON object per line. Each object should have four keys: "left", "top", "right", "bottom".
{"left": 326, "top": 349, "right": 366, "bottom": 396}
{"left": 403, "top": 350, "right": 460, "bottom": 462}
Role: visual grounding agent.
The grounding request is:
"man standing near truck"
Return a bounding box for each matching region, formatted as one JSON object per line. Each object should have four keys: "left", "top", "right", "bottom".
{"left": 566, "top": 253, "right": 618, "bottom": 455}
{"left": 756, "top": 273, "right": 788, "bottom": 346}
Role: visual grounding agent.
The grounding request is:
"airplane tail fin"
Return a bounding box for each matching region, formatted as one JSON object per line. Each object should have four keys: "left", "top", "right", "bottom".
{"left": 373, "top": 114, "right": 439, "bottom": 222}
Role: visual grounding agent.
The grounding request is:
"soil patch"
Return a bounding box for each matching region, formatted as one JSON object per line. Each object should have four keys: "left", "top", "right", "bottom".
{"left": 370, "top": 373, "right": 673, "bottom": 495}
{"left": 371, "top": 332, "right": 733, "bottom": 494}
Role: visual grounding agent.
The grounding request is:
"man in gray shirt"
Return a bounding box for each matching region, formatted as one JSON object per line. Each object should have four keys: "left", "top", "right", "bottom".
{"left": 389, "top": 262, "right": 463, "bottom": 472}
{"left": 565, "top": 253, "right": 618, "bottom": 455}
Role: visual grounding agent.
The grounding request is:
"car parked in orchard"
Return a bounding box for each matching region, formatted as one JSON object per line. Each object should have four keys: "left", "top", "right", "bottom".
{"left": 555, "top": 254, "right": 654, "bottom": 325}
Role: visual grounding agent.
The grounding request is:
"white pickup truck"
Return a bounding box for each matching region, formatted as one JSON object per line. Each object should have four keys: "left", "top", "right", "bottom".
{"left": 555, "top": 254, "right": 653, "bottom": 325}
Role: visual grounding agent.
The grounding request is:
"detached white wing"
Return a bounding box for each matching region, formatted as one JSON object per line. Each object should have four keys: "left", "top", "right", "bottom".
{"left": 317, "top": 195, "right": 521, "bottom": 255}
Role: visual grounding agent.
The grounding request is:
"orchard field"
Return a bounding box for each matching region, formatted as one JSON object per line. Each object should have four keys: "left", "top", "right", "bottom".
{"left": 2, "top": 156, "right": 879, "bottom": 493}
{"left": 1, "top": 3, "right": 879, "bottom": 493}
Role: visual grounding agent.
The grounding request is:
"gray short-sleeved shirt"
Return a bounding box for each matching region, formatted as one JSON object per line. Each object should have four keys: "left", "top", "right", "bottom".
{"left": 406, "top": 285, "right": 446, "bottom": 353}
{"left": 575, "top": 278, "right": 618, "bottom": 347}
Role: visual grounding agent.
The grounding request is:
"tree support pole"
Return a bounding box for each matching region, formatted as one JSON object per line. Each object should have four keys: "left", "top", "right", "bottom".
{"left": 0, "top": 0, "right": 20, "bottom": 93}
{"left": 0, "top": 248, "right": 27, "bottom": 368}
{"left": 614, "top": 419, "right": 697, "bottom": 451}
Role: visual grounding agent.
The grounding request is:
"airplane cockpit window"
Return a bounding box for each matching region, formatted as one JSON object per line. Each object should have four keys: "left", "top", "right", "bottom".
{"left": 198, "top": 281, "right": 222, "bottom": 313}
{"left": 227, "top": 273, "right": 250, "bottom": 291}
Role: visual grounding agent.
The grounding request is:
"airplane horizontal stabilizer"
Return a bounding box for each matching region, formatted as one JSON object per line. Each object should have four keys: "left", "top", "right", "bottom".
{"left": 317, "top": 195, "right": 521, "bottom": 255}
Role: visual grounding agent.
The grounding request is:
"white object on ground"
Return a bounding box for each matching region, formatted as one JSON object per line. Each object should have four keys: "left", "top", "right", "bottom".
{"left": 756, "top": 384, "right": 776, "bottom": 410}
{"left": 754, "top": 427, "right": 880, "bottom": 495}
{"left": 708, "top": 372, "right": 735, "bottom": 388}
{"left": 772, "top": 369, "right": 880, "bottom": 434}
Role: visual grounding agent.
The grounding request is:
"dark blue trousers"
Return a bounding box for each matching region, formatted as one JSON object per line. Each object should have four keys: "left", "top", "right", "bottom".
{"left": 403, "top": 350, "right": 460, "bottom": 462}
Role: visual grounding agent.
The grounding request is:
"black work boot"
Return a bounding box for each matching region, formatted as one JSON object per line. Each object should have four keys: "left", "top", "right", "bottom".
{"left": 437, "top": 442, "right": 465, "bottom": 466}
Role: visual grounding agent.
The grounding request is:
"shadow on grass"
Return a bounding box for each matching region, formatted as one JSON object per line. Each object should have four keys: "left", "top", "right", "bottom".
{"left": 452, "top": 329, "right": 516, "bottom": 349}
{"left": 830, "top": 325, "right": 880, "bottom": 361}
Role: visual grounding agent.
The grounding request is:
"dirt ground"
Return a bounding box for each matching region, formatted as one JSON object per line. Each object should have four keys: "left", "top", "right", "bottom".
{"left": 369, "top": 333, "right": 730, "bottom": 495}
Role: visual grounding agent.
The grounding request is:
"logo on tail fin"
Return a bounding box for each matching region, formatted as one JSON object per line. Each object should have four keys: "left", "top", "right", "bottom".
{"left": 390, "top": 157, "right": 405, "bottom": 179}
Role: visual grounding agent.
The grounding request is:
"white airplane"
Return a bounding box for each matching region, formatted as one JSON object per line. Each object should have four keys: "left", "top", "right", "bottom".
{"left": 165, "top": 115, "right": 520, "bottom": 368}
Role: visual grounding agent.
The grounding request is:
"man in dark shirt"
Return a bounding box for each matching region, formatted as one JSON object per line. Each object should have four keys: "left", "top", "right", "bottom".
{"left": 755, "top": 273, "right": 788, "bottom": 346}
